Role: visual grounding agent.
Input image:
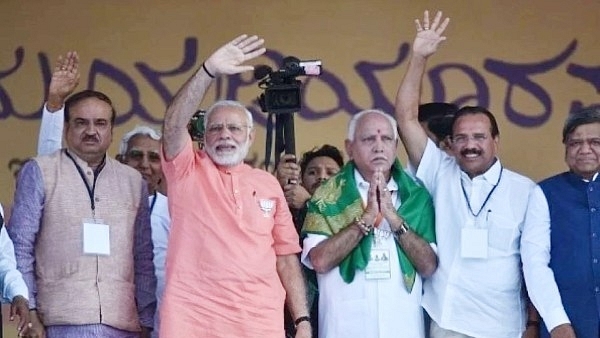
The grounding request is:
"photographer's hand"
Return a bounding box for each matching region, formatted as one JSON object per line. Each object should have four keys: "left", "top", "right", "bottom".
{"left": 204, "top": 34, "right": 266, "bottom": 77}
{"left": 283, "top": 183, "right": 311, "bottom": 210}
{"left": 276, "top": 154, "right": 300, "bottom": 187}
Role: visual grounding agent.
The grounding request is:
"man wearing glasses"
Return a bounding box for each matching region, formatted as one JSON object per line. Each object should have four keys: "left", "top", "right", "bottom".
{"left": 394, "top": 10, "right": 574, "bottom": 338}
{"left": 159, "top": 34, "right": 310, "bottom": 338}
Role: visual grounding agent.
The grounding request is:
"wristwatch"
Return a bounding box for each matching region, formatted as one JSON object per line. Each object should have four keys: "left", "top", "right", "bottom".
{"left": 393, "top": 219, "right": 410, "bottom": 238}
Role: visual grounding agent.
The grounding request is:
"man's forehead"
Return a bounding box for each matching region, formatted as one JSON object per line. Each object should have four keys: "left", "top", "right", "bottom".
{"left": 72, "top": 116, "right": 110, "bottom": 120}
{"left": 208, "top": 107, "right": 247, "bottom": 123}
{"left": 128, "top": 145, "right": 160, "bottom": 153}
{"left": 306, "top": 156, "right": 339, "bottom": 168}
{"left": 454, "top": 113, "right": 491, "bottom": 128}
{"left": 570, "top": 122, "right": 600, "bottom": 135}
{"left": 71, "top": 97, "right": 111, "bottom": 111}
{"left": 356, "top": 120, "right": 394, "bottom": 136}
{"left": 127, "top": 134, "right": 161, "bottom": 150}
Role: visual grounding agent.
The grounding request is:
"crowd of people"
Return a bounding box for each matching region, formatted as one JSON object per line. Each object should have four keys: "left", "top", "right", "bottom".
{"left": 0, "top": 9, "right": 597, "bottom": 338}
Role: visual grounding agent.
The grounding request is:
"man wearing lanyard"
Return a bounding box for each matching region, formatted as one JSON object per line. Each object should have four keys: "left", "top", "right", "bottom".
{"left": 394, "top": 10, "right": 574, "bottom": 338}
{"left": 9, "top": 89, "right": 156, "bottom": 337}
{"left": 36, "top": 51, "right": 168, "bottom": 338}
{"left": 301, "top": 109, "right": 437, "bottom": 338}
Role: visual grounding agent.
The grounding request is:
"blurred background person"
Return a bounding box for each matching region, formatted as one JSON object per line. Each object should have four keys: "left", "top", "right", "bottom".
{"left": 418, "top": 102, "right": 457, "bottom": 153}
{"left": 276, "top": 145, "right": 344, "bottom": 337}
{"left": 277, "top": 145, "right": 344, "bottom": 232}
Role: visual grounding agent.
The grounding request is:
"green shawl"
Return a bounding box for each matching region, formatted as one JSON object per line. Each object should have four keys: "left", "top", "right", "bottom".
{"left": 302, "top": 159, "right": 435, "bottom": 292}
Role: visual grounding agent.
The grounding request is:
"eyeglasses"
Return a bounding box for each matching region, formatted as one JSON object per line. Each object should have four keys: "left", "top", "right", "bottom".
{"left": 126, "top": 150, "right": 161, "bottom": 163}
{"left": 206, "top": 123, "right": 250, "bottom": 136}
{"left": 452, "top": 134, "right": 489, "bottom": 145}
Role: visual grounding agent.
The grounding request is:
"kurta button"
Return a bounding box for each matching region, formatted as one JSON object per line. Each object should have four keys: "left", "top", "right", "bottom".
{"left": 87, "top": 171, "right": 92, "bottom": 175}
{"left": 594, "top": 233, "right": 598, "bottom": 238}
{"left": 592, "top": 207, "right": 597, "bottom": 212}
{"left": 95, "top": 197, "right": 100, "bottom": 202}
{"left": 594, "top": 258, "right": 598, "bottom": 264}
{"left": 590, "top": 187, "right": 594, "bottom": 192}
{"left": 596, "top": 286, "right": 600, "bottom": 293}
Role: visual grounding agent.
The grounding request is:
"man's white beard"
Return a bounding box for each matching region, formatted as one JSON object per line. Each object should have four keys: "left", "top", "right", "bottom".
{"left": 206, "top": 138, "right": 251, "bottom": 167}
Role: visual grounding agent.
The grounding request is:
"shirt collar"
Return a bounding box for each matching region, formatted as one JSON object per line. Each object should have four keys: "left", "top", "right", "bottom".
{"left": 583, "top": 172, "right": 599, "bottom": 182}
{"left": 64, "top": 148, "right": 107, "bottom": 175}
{"left": 460, "top": 157, "right": 502, "bottom": 184}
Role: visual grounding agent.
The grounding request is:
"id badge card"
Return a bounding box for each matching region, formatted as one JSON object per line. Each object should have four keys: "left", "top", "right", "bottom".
{"left": 461, "top": 228, "right": 488, "bottom": 259}
{"left": 83, "top": 219, "right": 110, "bottom": 256}
{"left": 365, "top": 249, "right": 391, "bottom": 280}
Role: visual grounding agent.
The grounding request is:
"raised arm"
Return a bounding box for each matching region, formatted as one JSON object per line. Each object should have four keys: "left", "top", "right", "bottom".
{"left": 395, "top": 10, "right": 449, "bottom": 168}
{"left": 38, "top": 51, "right": 80, "bottom": 155}
{"left": 162, "top": 34, "right": 265, "bottom": 160}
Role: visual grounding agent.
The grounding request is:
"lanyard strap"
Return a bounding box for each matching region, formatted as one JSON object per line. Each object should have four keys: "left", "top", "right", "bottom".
{"left": 65, "top": 151, "right": 105, "bottom": 215}
{"left": 150, "top": 192, "right": 158, "bottom": 214}
{"left": 460, "top": 166, "right": 503, "bottom": 218}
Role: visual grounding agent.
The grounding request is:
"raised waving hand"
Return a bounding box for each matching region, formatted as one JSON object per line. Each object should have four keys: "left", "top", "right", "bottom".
{"left": 412, "top": 10, "right": 450, "bottom": 59}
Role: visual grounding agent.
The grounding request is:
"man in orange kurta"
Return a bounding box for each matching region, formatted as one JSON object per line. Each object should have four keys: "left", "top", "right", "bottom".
{"left": 160, "top": 34, "right": 312, "bottom": 338}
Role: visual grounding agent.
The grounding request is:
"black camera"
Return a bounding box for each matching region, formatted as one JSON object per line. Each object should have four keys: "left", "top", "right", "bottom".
{"left": 262, "top": 84, "right": 302, "bottom": 114}
{"left": 188, "top": 109, "right": 206, "bottom": 142}
{"left": 255, "top": 56, "right": 321, "bottom": 170}
{"left": 255, "top": 57, "right": 322, "bottom": 114}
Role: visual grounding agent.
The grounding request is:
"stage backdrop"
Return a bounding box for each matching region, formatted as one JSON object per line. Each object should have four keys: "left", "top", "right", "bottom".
{"left": 1, "top": 0, "right": 599, "bottom": 209}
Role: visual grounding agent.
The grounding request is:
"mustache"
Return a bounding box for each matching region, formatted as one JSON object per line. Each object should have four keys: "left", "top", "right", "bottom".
{"left": 460, "top": 148, "right": 482, "bottom": 156}
{"left": 214, "top": 141, "right": 238, "bottom": 149}
{"left": 82, "top": 135, "right": 99, "bottom": 142}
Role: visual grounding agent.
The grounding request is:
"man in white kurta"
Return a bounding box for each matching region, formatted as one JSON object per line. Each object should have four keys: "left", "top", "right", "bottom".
{"left": 393, "top": 10, "right": 574, "bottom": 338}
{"left": 301, "top": 109, "right": 437, "bottom": 338}
{"left": 302, "top": 174, "right": 426, "bottom": 338}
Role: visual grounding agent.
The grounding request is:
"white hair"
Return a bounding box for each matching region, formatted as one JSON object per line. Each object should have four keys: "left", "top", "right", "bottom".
{"left": 204, "top": 100, "right": 254, "bottom": 128}
{"left": 347, "top": 109, "right": 399, "bottom": 141}
{"left": 119, "top": 125, "right": 162, "bottom": 156}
